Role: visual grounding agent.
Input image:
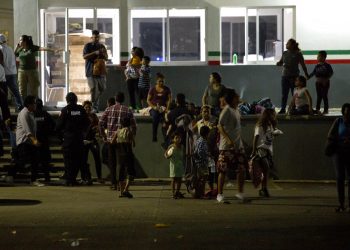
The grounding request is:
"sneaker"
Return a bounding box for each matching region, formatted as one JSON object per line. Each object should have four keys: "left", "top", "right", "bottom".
{"left": 335, "top": 205, "right": 346, "bottom": 213}
{"left": 120, "top": 191, "right": 133, "bottom": 198}
{"left": 235, "top": 193, "right": 246, "bottom": 200}
{"left": 216, "top": 193, "right": 224, "bottom": 203}
{"left": 5, "top": 176, "right": 14, "bottom": 183}
{"left": 31, "top": 181, "right": 45, "bottom": 187}
{"left": 259, "top": 188, "right": 270, "bottom": 198}
{"left": 226, "top": 182, "right": 234, "bottom": 188}
{"left": 175, "top": 191, "right": 185, "bottom": 199}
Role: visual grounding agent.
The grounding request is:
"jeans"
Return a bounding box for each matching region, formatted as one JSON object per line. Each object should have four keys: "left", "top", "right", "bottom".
{"left": 5, "top": 74, "right": 23, "bottom": 110}
{"left": 315, "top": 79, "right": 330, "bottom": 112}
{"left": 333, "top": 153, "right": 350, "bottom": 206}
{"left": 87, "top": 76, "right": 106, "bottom": 112}
{"left": 281, "top": 76, "right": 296, "bottom": 110}
{"left": 83, "top": 141, "right": 102, "bottom": 179}
{"left": 149, "top": 109, "right": 165, "bottom": 141}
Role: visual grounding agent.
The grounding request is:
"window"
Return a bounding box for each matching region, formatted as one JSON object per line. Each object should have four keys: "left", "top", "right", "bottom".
{"left": 131, "top": 9, "right": 205, "bottom": 63}
{"left": 221, "top": 7, "right": 294, "bottom": 64}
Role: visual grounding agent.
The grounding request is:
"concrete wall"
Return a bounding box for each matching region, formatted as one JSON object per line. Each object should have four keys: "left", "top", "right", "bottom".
{"left": 132, "top": 115, "right": 336, "bottom": 180}
{"left": 102, "top": 64, "right": 350, "bottom": 110}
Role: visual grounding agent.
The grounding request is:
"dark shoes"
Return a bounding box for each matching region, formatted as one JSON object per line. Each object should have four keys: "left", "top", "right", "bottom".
{"left": 278, "top": 109, "right": 286, "bottom": 114}
{"left": 173, "top": 191, "right": 185, "bottom": 199}
{"left": 259, "top": 188, "right": 270, "bottom": 198}
{"left": 335, "top": 205, "right": 346, "bottom": 213}
{"left": 119, "top": 191, "right": 133, "bottom": 198}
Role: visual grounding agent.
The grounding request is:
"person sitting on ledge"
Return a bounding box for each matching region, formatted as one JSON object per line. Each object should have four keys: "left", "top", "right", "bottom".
{"left": 287, "top": 75, "right": 313, "bottom": 115}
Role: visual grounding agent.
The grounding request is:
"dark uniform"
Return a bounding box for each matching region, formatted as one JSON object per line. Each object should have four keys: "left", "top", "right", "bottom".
{"left": 34, "top": 107, "right": 55, "bottom": 182}
{"left": 56, "top": 104, "right": 90, "bottom": 185}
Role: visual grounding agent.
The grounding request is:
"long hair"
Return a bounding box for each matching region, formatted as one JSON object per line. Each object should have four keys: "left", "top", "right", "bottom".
{"left": 21, "top": 35, "right": 34, "bottom": 47}
{"left": 287, "top": 38, "right": 300, "bottom": 52}
{"left": 256, "top": 108, "right": 277, "bottom": 133}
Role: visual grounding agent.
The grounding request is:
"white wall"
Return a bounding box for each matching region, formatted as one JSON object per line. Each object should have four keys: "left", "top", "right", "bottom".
{"left": 13, "top": 0, "right": 350, "bottom": 57}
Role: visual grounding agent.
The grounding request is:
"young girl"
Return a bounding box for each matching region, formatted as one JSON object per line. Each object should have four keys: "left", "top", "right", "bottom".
{"left": 251, "top": 108, "right": 281, "bottom": 197}
{"left": 288, "top": 75, "right": 313, "bottom": 115}
{"left": 164, "top": 132, "right": 185, "bottom": 199}
{"left": 111, "top": 117, "right": 135, "bottom": 198}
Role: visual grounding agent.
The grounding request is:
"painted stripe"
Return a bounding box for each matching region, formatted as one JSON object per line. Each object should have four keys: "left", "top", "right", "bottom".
{"left": 208, "top": 51, "right": 220, "bottom": 57}
{"left": 120, "top": 52, "right": 129, "bottom": 57}
{"left": 305, "top": 59, "right": 350, "bottom": 64}
{"left": 208, "top": 60, "right": 220, "bottom": 65}
{"left": 303, "top": 50, "right": 350, "bottom": 55}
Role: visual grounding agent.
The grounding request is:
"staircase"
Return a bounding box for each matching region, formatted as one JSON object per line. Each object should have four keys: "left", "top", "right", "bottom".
{"left": 0, "top": 114, "right": 66, "bottom": 184}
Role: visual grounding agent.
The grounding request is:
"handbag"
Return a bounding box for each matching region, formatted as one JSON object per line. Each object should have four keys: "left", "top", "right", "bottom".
{"left": 93, "top": 59, "right": 106, "bottom": 76}
{"left": 325, "top": 139, "right": 337, "bottom": 157}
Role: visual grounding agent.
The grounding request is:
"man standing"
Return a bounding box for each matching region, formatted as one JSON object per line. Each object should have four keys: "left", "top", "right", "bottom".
{"left": 56, "top": 92, "right": 90, "bottom": 186}
{"left": 99, "top": 92, "right": 136, "bottom": 191}
{"left": 83, "top": 30, "right": 108, "bottom": 113}
{"left": 216, "top": 89, "right": 247, "bottom": 203}
{"left": 0, "top": 34, "right": 23, "bottom": 111}
{"left": 15, "top": 95, "right": 43, "bottom": 186}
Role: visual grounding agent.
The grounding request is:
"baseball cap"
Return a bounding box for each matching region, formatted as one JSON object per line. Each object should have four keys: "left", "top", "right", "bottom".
{"left": 0, "top": 34, "right": 7, "bottom": 43}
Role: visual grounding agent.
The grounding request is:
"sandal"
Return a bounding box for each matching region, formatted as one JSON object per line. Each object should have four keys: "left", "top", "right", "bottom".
{"left": 335, "top": 206, "right": 346, "bottom": 212}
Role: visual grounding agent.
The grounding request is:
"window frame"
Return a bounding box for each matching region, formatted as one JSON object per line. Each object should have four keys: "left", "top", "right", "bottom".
{"left": 130, "top": 8, "right": 206, "bottom": 65}
{"left": 220, "top": 6, "right": 295, "bottom": 65}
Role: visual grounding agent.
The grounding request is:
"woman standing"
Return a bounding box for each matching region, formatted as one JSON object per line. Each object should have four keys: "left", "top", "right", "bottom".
{"left": 14, "top": 35, "right": 60, "bottom": 98}
{"left": 326, "top": 103, "right": 350, "bottom": 212}
{"left": 147, "top": 72, "right": 172, "bottom": 142}
{"left": 276, "top": 38, "right": 309, "bottom": 114}
{"left": 201, "top": 72, "right": 226, "bottom": 117}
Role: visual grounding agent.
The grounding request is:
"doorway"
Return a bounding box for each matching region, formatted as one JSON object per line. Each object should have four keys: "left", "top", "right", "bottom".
{"left": 40, "top": 8, "right": 119, "bottom": 106}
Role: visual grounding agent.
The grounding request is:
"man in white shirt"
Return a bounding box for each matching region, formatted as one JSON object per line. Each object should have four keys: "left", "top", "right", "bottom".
{"left": 15, "top": 95, "right": 43, "bottom": 186}
{"left": 0, "top": 63, "right": 11, "bottom": 122}
{"left": 216, "top": 88, "right": 247, "bottom": 203}
{"left": 0, "top": 34, "right": 23, "bottom": 111}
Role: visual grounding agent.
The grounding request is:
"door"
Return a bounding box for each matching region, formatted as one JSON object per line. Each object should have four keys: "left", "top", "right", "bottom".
{"left": 40, "top": 8, "right": 69, "bottom": 107}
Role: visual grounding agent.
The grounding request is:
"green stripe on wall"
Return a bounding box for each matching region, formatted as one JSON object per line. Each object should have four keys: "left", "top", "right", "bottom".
{"left": 120, "top": 52, "right": 129, "bottom": 57}
{"left": 208, "top": 51, "right": 220, "bottom": 57}
{"left": 303, "top": 50, "right": 350, "bottom": 55}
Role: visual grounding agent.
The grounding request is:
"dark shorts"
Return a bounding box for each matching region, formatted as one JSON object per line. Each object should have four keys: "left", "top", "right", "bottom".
{"left": 217, "top": 149, "right": 247, "bottom": 174}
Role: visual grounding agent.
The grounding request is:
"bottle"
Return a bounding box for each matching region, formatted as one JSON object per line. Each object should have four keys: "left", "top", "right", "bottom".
{"left": 232, "top": 53, "right": 238, "bottom": 64}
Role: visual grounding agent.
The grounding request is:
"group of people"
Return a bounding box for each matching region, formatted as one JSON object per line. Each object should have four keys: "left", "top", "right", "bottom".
{"left": 0, "top": 32, "right": 349, "bottom": 212}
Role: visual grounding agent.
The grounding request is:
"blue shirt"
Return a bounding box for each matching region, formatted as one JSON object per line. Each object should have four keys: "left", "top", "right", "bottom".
{"left": 83, "top": 42, "right": 106, "bottom": 77}
{"left": 309, "top": 62, "right": 333, "bottom": 79}
{"left": 138, "top": 65, "right": 151, "bottom": 89}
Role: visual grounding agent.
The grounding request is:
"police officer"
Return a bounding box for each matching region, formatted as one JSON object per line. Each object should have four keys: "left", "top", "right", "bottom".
{"left": 56, "top": 92, "right": 90, "bottom": 186}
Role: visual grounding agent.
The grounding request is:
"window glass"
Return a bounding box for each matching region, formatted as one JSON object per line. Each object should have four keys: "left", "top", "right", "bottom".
{"left": 221, "top": 7, "right": 294, "bottom": 64}
{"left": 131, "top": 9, "right": 205, "bottom": 62}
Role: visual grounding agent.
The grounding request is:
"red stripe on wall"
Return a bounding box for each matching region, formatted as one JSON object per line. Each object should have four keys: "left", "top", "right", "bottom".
{"left": 305, "top": 59, "right": 350, "bottom": 64}
{"left": 208, "top": 61, "right": 220, "bottom": 65}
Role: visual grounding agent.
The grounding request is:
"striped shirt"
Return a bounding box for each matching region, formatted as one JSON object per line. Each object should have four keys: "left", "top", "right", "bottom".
{"left": 99, "top": 103, "right": 137, "bottom": 143}
{"left": 138, "top": 65, "right": 151, "bottom": 89}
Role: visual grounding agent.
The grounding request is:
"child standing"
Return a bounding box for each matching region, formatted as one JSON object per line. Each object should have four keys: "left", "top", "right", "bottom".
{"left": 111, "top": 117, "right": 135, "bottom": 198}
{"left": 251, "top": 108, "right": 280, "bottom": 197}
{"left": 138, "top": 56, "right": 151, "bottom": 108}
{"left": 308, "top": 50, "right": 334, "bottom": 114}
{"left": 288, "top": 75, "right": 313, "bottom": 115}
{"left": 164, "top": 132, "right": 185, "bottom": 199}
{"left": 193, "top": 126, "right": 210, "bottom": 198}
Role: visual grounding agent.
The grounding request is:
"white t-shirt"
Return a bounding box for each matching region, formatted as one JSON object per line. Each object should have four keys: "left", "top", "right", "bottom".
{"left": 254, "top": 125, "right": 274, "bottom": 154}
{"left": 293, "top": 87, "right": 308, "bottom": 108}
{"left": 0, "top": 43, "right": 17, "bottom": 75}
{"left": 218, "top": 105, "right": 243, "bottom": 151}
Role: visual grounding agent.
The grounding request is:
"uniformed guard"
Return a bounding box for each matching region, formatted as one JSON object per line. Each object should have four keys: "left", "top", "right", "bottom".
{"left": 56, "top": 92, "right": 90, "bottom": 186}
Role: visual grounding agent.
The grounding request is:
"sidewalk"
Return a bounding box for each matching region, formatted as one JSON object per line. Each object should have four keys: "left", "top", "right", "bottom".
{"left": 0, "top": 182, "right": 348, "bottom": 250}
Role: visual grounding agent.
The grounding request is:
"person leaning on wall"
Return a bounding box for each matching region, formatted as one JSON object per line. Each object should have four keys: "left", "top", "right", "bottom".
{"left": 14, "top": 35, "right": 62, "bottom": 99}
